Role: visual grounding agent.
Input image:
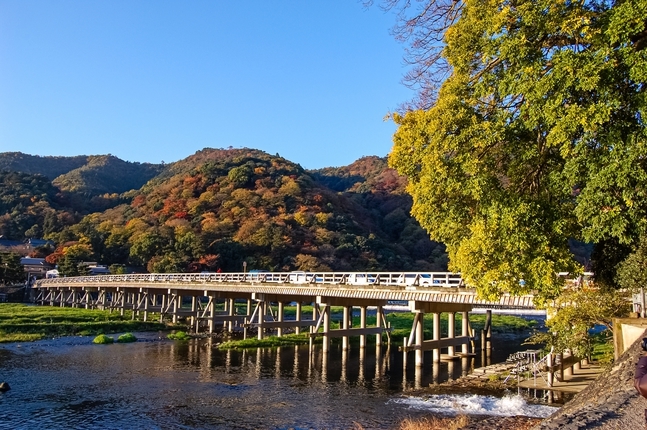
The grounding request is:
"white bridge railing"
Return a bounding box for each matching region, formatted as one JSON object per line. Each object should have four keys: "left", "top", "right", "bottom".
{"left": 36, "top": 271, "right": 465, "bottom": 289}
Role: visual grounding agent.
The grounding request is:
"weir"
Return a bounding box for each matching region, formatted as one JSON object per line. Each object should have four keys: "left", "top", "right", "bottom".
{"left": 33, "top": 271, "right": 534, "bottom": 367}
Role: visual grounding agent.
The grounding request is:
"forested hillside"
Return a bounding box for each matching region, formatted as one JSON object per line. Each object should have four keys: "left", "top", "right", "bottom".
{"left": 51, "top": 155, "right": 163, "bottom": 194}
{"left": 0, "top": 152, "right": 163, "bottom": 194}
{"left": 0, "top": 152, "right": 89, "bottom": 179}
{"left": 0, "top": 171, "right": 78, "bottom": 240}
{"left": 0, "top": 148, "right": 447, "bottom": 273}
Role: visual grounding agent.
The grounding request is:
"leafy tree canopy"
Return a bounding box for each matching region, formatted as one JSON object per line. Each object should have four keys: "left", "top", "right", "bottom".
{"left": 386, "top": 0, "right": 647, "bottom": 300}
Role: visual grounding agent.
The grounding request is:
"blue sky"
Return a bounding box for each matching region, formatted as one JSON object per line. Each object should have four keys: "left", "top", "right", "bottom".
{"left": 0, "top": 1, "right": 412, "bottom": 169}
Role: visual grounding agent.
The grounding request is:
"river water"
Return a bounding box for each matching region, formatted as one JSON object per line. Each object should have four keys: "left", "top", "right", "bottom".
{"left": 0, "top": 332, "right": 558, "bottom": 429}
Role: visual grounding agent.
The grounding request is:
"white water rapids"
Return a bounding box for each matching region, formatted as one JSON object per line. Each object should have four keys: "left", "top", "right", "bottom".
{"left": 390, "top": 393, "right": 558, "bottom": 418}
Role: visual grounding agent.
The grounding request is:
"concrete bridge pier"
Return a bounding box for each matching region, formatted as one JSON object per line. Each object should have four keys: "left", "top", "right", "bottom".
{"left": 244, "top": 299, "right": 251, "bottom": 339}
{"left": 277, "top": 301, "right": 284, "bottom": 337}
{"left": 376, "top": 305, "right": 384, "bottom": 346}
{"left": 433, "top": 312, "right": 440, "bottom": 363}
{"left": 359, "top": 306, "right": 367, "bottom": 348}
{"left": 190, "top": 296, "right": 197, "bottom": 331}
{"left": 342, "top": 306, "right": 351, "bottom": 351}
{"left": 322, "top": 304, "right": 331, "bottom": 352}
{"left": 227, "top": 298, "right": 235, "bottom": 332}
{"left": 295, "top": 302, "right": 302, "bottom": 335}
{"left": 447, "top": 312, "right": 455, "bottom": 357}
{"left": 142, "top": 289, "right": 150, "bottom": 322}
{"left": 461, "top": 311, "right": 470, "bottom": 355}
{"left": 416, "top": 311, "right": 425, "bottom": 366}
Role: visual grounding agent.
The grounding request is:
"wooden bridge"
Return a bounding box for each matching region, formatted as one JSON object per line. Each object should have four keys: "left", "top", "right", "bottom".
{"left": 33, "top": 271, "right": 536, "bottom": 367}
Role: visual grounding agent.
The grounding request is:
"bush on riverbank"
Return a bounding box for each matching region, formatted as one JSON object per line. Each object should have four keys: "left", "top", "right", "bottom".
{"left": 219, "top": 333, "right": 311, "bottom": 349}
{"left": 117, "top": 333, "right": 137, "bottom": 343}
{"left": 0, "top": 303, "right": 170, "bottom": 343}
{"left": 93, "top": 334, "right": 114, "bottom": 344}
{"left": 168, "top": 331, "right": 190, "bottom": 340}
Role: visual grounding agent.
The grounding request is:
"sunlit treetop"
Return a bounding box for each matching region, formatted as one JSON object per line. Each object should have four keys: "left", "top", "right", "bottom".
{"left": 386, "top": 0, "right": 647, "bottom": 301}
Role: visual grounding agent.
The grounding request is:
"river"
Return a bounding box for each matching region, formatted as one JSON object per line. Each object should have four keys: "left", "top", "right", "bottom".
{"left": 0, "top": 331, "right": 558, "bottom": 429}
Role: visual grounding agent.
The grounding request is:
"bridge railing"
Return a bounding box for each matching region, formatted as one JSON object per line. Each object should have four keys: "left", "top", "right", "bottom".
{"left": 34, "top": 271, "right": 466, "bottom": 289}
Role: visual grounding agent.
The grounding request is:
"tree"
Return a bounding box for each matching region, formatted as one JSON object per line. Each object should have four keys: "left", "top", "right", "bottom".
{"left": 528, "top": 286, "right": 630, "bottom": 359}
{"left": 0, "top": 252, "right": 24, "bottom": 285}
{"left": 616, "top": 236, "right": 647, "bottom": 292}
{"left": 57, "top": 255, "right": 80, "bottom": 277}
{"left": 385, "top": 0, "right": 647, "bottom": 300}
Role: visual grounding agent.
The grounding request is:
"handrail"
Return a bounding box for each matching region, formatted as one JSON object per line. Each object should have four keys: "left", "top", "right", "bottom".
{"left": 35, "top": 271, "right": 466, "bottom": 288}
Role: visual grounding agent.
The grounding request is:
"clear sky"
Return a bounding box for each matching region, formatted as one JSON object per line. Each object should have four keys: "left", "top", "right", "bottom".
{"left": 0, "top": 1, "right": 412, "bottom": 169}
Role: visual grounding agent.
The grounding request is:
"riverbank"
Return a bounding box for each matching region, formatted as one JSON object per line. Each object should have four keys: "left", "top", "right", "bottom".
{"left": 0, "top": 303, "right": 171, "bottom": 342}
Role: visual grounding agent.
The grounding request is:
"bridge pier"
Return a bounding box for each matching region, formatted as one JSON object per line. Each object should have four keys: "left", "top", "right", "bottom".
{"left": 461, "top": 311, "right": 470, "bottom": 355}
{"left": 433, "top": 312, "right": 440, "bottom": 362}
{"left": 447, "top": 312, "right": 455, "bottom": 357}
{"left": 401, "top": 302, "right": 473, "bottom": 367}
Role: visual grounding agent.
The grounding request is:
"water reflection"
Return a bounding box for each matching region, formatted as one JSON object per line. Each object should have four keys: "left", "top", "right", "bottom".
{"left": 0, "top": 334, "right": 557, "bottom": 429}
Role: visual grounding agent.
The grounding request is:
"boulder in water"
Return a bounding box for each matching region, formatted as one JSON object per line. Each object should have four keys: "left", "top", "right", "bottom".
{"left": 0, "top": 382, "right": 10, "bottom": 392}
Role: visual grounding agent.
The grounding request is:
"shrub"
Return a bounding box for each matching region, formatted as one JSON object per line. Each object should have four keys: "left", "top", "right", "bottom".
{"left": 116, "top": 333, "right": 137, "bottom": 343}
{"left": 167, "top": 331, "right": 190, "bottom": 340}
{"left": 93, "top": 334, "right": 114, "bottom": 344}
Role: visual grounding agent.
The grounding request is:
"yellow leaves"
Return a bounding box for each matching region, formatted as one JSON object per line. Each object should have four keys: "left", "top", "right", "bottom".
{"left": 278, "top": 177, "right": 301, "bottom": 197}
{"left": 294, "top": 211, "right": 312, "bottom": 227}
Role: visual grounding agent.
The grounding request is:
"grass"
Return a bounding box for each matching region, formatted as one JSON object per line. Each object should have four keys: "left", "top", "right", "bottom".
{"left": 219, "top": 333, "right": 312, "bottom": 349}
{"left": 0, "top": 303, "right": 169, "bottom": 343}
{"left": 92, "top": 334, "right": 114, "bottom": 344}
{"left": 383, "top": 312, "right": 536, "bottom": 341}
{"left": 590, "top": 332, "right": 614, "bottom": 365}
{"left": 396, "top": 415, "right": 470, "bottom": 430}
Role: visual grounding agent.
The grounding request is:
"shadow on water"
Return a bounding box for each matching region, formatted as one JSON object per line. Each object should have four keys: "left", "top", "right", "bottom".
{"left": 0, "top": 332, "right": 560, "bottom": 429}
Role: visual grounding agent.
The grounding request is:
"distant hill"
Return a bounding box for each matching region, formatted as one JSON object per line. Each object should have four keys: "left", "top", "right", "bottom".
{"left": 0, "top": 147, "right": 448, "bottom": 272}
{"left": 0, "top": 152, "right": 163, "bottom": 194}
{"left": 52, "top": 155, "right": 163, "bottom": 194}
{"left": 310, "top": 156, "right": 407, "bottom": 194}
{"left": 0, "top": 152, "right": 89, "bottom": 179}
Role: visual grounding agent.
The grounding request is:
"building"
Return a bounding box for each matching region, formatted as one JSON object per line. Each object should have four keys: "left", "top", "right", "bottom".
{"left": 19, "top": 257, "right": 54, "bottom": 279}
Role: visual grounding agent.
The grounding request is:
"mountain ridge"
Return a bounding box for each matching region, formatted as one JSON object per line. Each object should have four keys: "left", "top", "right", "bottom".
{"left": 0, "top": 148, "right": 448, "bottom": 273}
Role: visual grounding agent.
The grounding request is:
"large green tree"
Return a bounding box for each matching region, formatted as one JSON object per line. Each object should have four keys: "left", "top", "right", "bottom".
{"left": 386, "top": 0, "right": 647, "bottom": 300}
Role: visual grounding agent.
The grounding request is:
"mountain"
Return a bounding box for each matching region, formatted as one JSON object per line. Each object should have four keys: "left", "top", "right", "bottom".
{"left": 0, "top": 152, "right": 164, "bottom": 194}
{"left": 0, "top": 152, "right": 89, "bottom": 179}
{"left": 0, "top": 148, "right": 447, "bottom": 273}
{"left": 52, "top": 155, "right": 163, "bottom": 194}
{"left": 311, "top": 156, "right": 407, "bottom": 194}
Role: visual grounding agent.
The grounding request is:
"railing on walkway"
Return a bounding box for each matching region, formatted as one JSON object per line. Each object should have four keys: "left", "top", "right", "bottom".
{"left": 36, "top": 271, "right": 465, "bottom": 289}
